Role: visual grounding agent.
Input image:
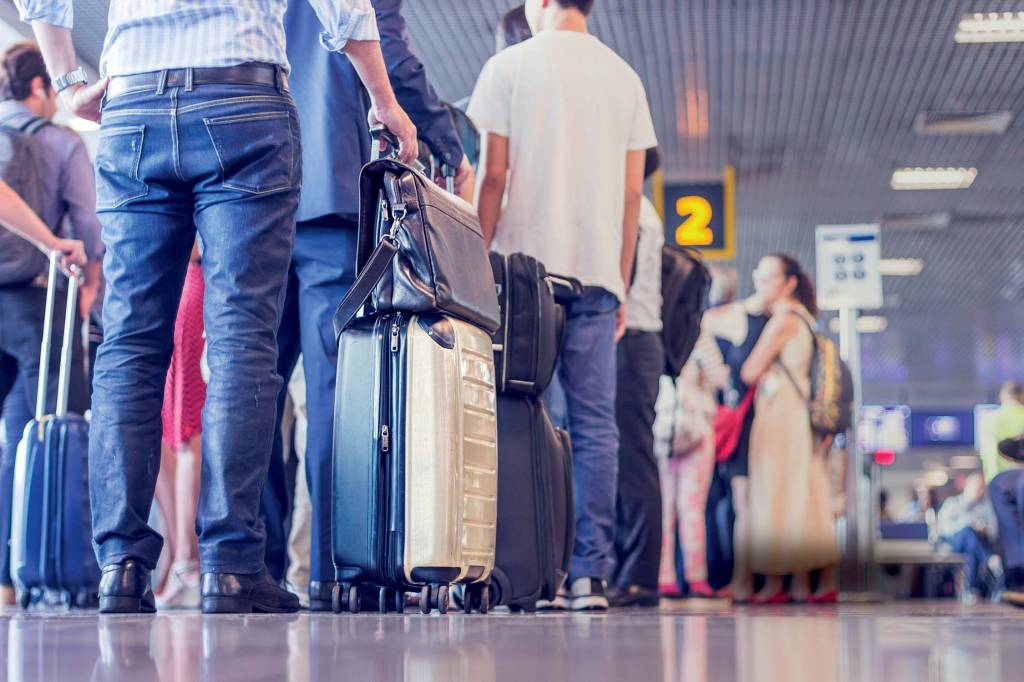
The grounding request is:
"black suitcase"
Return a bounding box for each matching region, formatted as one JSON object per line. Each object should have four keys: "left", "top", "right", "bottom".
{"left": 490, "top": 395, "right": 574, "bottom": 611}
{"left": 488, "top": 252, "right": 580, "bottom": 397}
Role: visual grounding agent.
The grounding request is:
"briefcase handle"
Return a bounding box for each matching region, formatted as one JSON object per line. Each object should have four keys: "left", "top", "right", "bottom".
{"left": 35, "top": 251, "right": 81, "bottom": 420}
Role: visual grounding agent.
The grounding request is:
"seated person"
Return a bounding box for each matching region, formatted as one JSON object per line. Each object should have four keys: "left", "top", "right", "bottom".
{"left": 992, "top": 435, "right": 1024, "bottom": 607}
{"left": 936, "top": 473, "right": 998, "bottom": 599}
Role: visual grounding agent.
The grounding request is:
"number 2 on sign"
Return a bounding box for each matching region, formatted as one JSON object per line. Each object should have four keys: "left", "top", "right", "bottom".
{"left": 674, "top": 195, "right": 714, "bottom": 247}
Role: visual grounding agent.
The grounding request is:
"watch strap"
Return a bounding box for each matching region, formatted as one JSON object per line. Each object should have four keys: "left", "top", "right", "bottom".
{"left": 53, "top": 67, "right": 88, "bottom": 94}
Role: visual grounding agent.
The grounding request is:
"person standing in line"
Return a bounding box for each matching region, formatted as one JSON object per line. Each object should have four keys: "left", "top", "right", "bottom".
{"left": 469, "top": 0, "right": 657, "bottom": 610}
{"left": 17, "top": 0, "right": 417, "bottom": 614}
{"left": 152, "top": 240, "right": 206, "bottom": 609}
{"left": 699, "top": 291, "right": 769, "bottom": 601}
{"left": 609, "top": 148, "right": 665, "bottom": 608}
{"left": 261, "top": 0, "right": 471, "bottom": 609}
{"left": 0, "top": 43, "right": 99, "bottom": 605}
{"left": 740, "top": 254, "right": 839, "bottom": 604}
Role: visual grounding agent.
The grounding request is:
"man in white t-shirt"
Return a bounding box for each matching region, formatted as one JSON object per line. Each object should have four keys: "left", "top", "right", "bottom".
{"left": 468, "top": 0, "right": 657, "bottom": 611}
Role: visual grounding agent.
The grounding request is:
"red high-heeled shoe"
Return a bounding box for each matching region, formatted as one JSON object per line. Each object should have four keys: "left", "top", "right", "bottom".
{"left": 751, "top": 590, "right": 790, "bottom": 606}
{"left": 808, "top": 590, "right": 838, "bottom": 605}
{"left": 688, "top": 581, "right": 716, "bottom": 598}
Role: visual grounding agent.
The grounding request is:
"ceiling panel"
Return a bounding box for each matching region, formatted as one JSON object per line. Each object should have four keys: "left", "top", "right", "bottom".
{"left": 14, "top": 0, "right": 1024, "bottom": 407}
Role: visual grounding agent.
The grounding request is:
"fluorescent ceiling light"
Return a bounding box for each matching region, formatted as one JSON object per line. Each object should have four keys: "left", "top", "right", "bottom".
{"left": 828, "top": 316, "right": 888, "bottom": 334}
{"left": 955, "top": 11, "right": 1024, "bottom": 43}
{"left": 914, "top": 110, "right": 1014, "bottom": 136}
{"left": 891, "top": 167, "right": 977, "bottom": 190}
{"left": 879, "top": 258, "right": 924, "bottom": 277}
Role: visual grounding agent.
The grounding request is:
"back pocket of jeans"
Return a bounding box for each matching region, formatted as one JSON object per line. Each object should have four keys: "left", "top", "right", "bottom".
{"left": 95, "top": 125, "right": 148, "bottom": 210}
{"left": 204, "top": 111, "right": 294, "bottom": 195}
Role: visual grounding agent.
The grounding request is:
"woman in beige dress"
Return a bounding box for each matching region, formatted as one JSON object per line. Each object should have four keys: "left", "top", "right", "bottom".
{"left": 740, "top": 254, "right": 838, "bottom": 603}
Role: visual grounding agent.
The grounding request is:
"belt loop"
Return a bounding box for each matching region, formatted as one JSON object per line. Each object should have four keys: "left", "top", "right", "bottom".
{"left": 275, "top": 65, "right": 286, "bottom": 94}
{"left": 155, "top": 70, "right": 168, "bottom": 96}
{"left": 185, "top": 67, "right": 194, "bottom": 92}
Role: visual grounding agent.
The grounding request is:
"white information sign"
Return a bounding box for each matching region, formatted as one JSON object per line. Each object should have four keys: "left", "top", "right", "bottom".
{"left": 815, "top": 224, "right": 883, "bottom": 311}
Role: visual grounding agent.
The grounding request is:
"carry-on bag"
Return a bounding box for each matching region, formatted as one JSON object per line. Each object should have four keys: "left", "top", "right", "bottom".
{"left": 488, "top": 252, "right": 582, "bottom": 397}
{"left": 331, "top": 312, "right": 498, "bottom": 614}
{"left": 10, "top": 253, "right": 100, "bottom": 608}
{"left": 661, "top": 246, "right": 711, "bottom": 377}
{"left": 332, "top": 127, "right": 500, "bottom": 339}
{"left": 489, "top": 395, "right": 574, "bottom": 612}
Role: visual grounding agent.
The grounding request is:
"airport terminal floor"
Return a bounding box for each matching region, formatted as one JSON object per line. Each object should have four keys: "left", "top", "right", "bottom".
{"left": 4, "top": 601, "right": 1023, "bottom": 682}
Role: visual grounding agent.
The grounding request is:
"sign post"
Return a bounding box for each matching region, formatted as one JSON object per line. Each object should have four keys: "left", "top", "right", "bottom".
{"left": 815, "top": 224, "right": 883, "bottom": 596}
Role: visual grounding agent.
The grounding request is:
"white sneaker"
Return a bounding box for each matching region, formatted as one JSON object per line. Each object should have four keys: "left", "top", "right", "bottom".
{"left": 569, "top": 577, "right": 609, "bottom": 612}
{"left": 537, "top": 584, "right": 571, "bottom": 611}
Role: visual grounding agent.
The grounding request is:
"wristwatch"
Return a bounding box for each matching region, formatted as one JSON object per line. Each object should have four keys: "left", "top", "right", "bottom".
{"left": 53, "top": 67, "right": 88, "bottom": 94}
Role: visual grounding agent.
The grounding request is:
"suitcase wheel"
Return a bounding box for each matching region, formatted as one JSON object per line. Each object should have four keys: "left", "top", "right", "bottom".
{"left": 419, "top": 585, "right": 432, "bottom": 615}
{"left": 17, "top": 590, "right": 31, "bottom": 610}
{"left": 432, "top": 584, "right": 450, "bottom": 615}
{"left": 378, "top": 587, "right": 406, "bottom": 614}
{"left": 461, "top": 583, "right": 491, "bottom": 615}
{"left": 332, "top": 582, "right": 362, "bottom": 614}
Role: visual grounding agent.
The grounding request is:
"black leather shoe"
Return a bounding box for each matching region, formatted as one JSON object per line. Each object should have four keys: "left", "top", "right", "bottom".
{"left": 99, "top": 560, "right": 156, "bottom": 614}
{"left": 309, "top": 581, "right": 337, "bottom": 612}
{"left": 201, "top": 570, "right": 300, "bottom": 614}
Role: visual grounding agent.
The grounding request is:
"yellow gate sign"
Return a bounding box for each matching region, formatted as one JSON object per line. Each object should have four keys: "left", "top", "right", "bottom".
{"left": 659, "top": 166, "right": 735, "bottom": 261}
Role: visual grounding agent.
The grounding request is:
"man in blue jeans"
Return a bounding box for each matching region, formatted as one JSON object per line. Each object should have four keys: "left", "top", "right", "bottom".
{"left": 469, "top": 0, "right": 656, "bottom": 610}
{"left": 260, "top": 0, "right": 473, "bottom": 609}
{"left": 990, "top": 434, "right": 1024, "bottom": 607}
{"left": 19, "top": 0, "right": 417, "bottom": 614}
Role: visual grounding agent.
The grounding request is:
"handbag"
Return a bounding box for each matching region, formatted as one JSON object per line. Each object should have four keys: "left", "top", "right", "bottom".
{"left": 332, "top": 127, "right": 500, "bottom": 338}
{"left": 713, "top": 386, "right": 756, "bottom": 463}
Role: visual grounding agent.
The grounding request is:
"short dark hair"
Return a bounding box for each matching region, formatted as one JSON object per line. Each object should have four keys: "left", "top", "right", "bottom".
{"left": 496, "top": 5, "right": 533, "bottom": 51}
{"left": 0, "top": 41, "right": 50, "bottom": 102}
{"left": 555, "top": 0, "right": 597, "bottom": 14}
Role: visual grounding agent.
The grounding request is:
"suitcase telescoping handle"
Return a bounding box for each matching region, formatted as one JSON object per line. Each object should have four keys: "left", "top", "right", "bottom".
{"left": 546, "top": 272, "right": 584, "bottom": 305}
{"left": 35, "top": 251, "right": 81, "bottom": 421}
{"left": 371, "top": 124, "right": 458, "bottom": 195}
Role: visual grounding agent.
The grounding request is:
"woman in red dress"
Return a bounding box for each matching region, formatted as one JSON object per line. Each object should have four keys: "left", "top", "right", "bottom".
{"left": 154, "top": 242, "right": 205, "bottom": 608}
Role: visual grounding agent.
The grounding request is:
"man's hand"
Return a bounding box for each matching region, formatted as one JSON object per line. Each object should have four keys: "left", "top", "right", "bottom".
{"left": 615, "top": 304, "right": 627, "bottom": 342}
{"left": 453, "top": 155, "right": 475, "bottom": 201}
{"left": 58, "top": 78, "right": 108, "bottom": 123}
{"left": 51, "top": 237, "right": 87, "bottom": 272}
{"left": 368, "top": 99, "right": 417, "bottom": 165}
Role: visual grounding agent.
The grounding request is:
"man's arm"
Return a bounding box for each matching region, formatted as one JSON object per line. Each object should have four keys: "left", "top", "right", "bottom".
{"left": 375, "top": 0, "right": 472, "bottom": 198}
{"left": 620, "top": 149, "right": 646, "bottom": 291}
{"left": 0, "top": 179, "right": 86, "bottom": 268}
{"left": 476, "top": 132, "right": 509, "bottom": 249}
{"left": 23, "top": 18, "right": 108, "bottom": 122}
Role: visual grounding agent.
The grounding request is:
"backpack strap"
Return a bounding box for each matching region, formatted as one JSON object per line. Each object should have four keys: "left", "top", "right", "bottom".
{"left": 775, "top": 309, "right": 817, "bottom": 402}
{"left": 20, "top": 116, "right": 51, "bottom": 135}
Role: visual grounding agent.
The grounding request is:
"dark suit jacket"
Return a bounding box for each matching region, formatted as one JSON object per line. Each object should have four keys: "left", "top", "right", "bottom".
{"left": 285, "top": 0, "right": 464, "bottom": 223}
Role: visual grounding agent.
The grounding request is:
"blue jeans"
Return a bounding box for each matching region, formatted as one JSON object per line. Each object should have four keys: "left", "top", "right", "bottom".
{"left": 90, "top": 79, "right": 300, "bottom": 574}
{"left": 1, "top": 373, "right": 32, "bottom": 586}
{"left": 990, "top": 470, "right": 1024, "bottom": 571}
{"left": 545, "top": 287, "right": 620, "bottom": 581}
{"left": 944, "top": 527, "right": 994, "bottom": 592}
{"left": 262, "top": 217, "right": 357, "bottom": 584}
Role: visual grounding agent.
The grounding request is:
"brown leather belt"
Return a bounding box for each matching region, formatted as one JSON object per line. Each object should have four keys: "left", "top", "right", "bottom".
{"left": 106, "top": 63, "right": 287, "bottom": 100}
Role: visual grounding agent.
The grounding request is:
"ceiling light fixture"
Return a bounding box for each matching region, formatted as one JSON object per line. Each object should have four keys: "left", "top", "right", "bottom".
{"left": 879, "top": 258, "right": 924, "bottom": 277}
{"left": 891, "top": 167, "right": 977, "bottom": 190}
{"left": 955, "top": 11, "right": 1024, "bottom": 43}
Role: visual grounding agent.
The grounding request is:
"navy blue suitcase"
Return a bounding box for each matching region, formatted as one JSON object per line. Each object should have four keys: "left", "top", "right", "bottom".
{"left": 10, "top": 255, "right": 100, "bottom": 608}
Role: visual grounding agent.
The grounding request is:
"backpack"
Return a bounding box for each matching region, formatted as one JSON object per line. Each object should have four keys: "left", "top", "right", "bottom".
{"left": 780, "top": 312, "right": 854, "bottom": 435}
{"left": 0, "top": 115, "right": 51, "bottom": 285}
{"left": 661, "top": 246, "right": 711, "bottom": 377}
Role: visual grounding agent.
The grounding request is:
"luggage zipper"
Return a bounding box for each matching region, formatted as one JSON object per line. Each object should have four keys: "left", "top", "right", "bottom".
{"left": 381, "top": 425, "right": 390, "bottom": 453}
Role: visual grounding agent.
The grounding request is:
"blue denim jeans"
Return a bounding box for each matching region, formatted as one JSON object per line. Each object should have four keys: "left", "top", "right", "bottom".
{"left": 545, "top": 287, "right": 621, "bottom": 581}
{"left": 262, "top": 217, "right": 358, "bottom": 584}
{"left": 991, "top": 470, "right": 1024, "bottom": 571}
{"left": 944, "top": 527, "right": 994, "bottom": 592}
{"left": 90, "top": 79, "right": 300, "bottom": 574}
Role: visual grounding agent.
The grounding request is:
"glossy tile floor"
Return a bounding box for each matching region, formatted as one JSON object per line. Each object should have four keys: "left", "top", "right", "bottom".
{"left": 1, "top": 600, "right": 1022, "bottom": 682}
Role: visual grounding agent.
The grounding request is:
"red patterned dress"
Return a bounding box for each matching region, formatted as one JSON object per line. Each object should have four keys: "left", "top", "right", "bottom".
{"left": 162, "top": 263, "right": 206, "bottom": 450}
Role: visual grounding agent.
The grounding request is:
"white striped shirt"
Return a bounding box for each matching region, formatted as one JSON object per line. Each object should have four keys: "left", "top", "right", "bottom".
{"left": 17, "top": 0, "right": 379, "bottom": 77}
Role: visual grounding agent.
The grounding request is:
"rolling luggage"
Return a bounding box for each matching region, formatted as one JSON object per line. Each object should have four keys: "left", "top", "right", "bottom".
{"left": 490, "top": 395, "right": 574, "bottom": 612}
{"left": 331, "top": 313, "right": 498, "bottom": 614}
{"left": 10, "top": 254, "right": 100, "bottom": 608}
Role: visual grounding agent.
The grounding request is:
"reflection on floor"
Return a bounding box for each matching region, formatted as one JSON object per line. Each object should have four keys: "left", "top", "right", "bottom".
{"left": 2, "top": 600, "right": 1022, "bottom": 682}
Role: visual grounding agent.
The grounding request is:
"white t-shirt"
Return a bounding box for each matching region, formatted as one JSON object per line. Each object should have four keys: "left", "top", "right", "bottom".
{"left": 626, "top": 197, "right": 665, "bottom": 332}
{"left": 468, "top": 30, "right": 658, "bottom": 302}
